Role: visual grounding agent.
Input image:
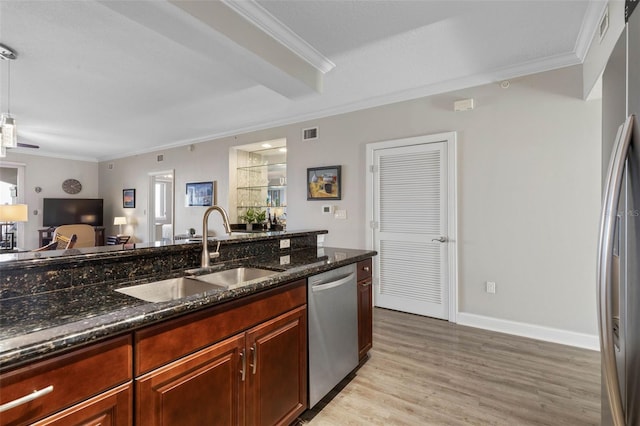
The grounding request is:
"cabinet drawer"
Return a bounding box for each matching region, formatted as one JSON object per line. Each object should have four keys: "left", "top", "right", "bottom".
{"left": 31, "top": 382, "right": 132, "bottom": 426}
{"left": 0, "top": 335, "right": 132, "bottom": 426}
{"left": 135, "top": 279, "right": 306, "bottom": 375}
{"left": 357, "top": 258, "right": 372, "bottom": 281}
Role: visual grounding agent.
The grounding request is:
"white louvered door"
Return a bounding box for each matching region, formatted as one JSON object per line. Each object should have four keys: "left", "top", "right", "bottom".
{"left": 373, "top": 141, "right": 448, "bottom": 319}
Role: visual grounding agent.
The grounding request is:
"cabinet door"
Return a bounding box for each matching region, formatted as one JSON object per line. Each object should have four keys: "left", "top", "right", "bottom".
{"left": 358, "top": 278, "right": 373, "bottom": 360}
{"left": 31, "top": 383, "right": 132, "bottom": 426}
{"left": 136, "top": 334, "right": 245, "bottom": 426}
{"left": 245, "top": 306, "right": 307, "bottom": 426}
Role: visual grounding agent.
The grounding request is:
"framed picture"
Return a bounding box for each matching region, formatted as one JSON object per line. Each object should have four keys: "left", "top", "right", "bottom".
{"left": 186, "top": 181, "right": 213, "bottom": 207}
{"left": 307, "top": 166, "right": 341, "bottom": 200}
{"left": 123, "top": 189, "right": 136, "bottom": 208}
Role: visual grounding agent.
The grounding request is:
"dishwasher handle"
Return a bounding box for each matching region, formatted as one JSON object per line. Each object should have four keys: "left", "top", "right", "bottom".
{"left": 311, "top": 273, "right": 355, "bottom": 292}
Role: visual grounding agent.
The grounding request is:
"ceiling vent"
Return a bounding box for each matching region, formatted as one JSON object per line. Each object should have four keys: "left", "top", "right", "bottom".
{"left": 302, "top": 127, "right": 318, "bottom": 141}
{"left": 157, "top": 154, "right": 164, "bottom": 162}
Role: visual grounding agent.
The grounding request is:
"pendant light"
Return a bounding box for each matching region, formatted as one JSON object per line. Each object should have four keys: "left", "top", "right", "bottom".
{"left": 0, "top": 43, "right": 17, "bottom": 149}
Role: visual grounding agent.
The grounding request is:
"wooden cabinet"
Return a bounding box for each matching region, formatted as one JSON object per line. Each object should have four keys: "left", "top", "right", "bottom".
{"left": 245, "top": 306, "right": 307, "bottom": 426}
{"left": 357, "top": 258, "right": 373, "bottom": 360}
{"left": 135, "top": 280, "right": 307, "bottom": 426}
{"left": 0, "top": 335, "right": 132, "bottom": 426}
{"left": 31, "top": 383, "right": 132, "bottom": 426}
{"left": 136, "top": 334, "right": 245, "bottom": 426}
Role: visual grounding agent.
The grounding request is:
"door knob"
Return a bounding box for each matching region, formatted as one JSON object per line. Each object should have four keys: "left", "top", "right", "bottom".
{"left": 431, "top": 236, "right": 447, "bottom": 243}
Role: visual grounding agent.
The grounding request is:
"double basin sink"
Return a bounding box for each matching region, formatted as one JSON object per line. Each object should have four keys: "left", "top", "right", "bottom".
{"left": 116, "top": 267, "right": 278, "bottom": 303}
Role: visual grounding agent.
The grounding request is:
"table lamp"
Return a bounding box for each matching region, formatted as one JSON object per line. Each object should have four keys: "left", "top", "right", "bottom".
{"left": 114, "top": 216, "right": 127, "bottom": 235}
{"left": 0, "top": 204, "right": 28, "bottom": 250}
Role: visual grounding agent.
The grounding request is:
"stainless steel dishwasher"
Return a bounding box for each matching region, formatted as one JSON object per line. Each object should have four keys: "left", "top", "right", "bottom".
{"left": 307, "top": 264, "right": 358, "bottom": 408}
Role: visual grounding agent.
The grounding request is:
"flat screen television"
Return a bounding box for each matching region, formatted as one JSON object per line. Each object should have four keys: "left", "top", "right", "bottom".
{"left": 43, "top": 198, "right": 104, "bottom": 227}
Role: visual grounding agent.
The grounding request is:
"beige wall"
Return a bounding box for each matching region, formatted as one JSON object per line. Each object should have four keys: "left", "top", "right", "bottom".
{"left": 287, "top": 65, "right": 601, "bottom": 336}
{"left": 97, "top": 64, "right": 601, "bottom": 337}
{"left": 6, "top": 64, "right": 601, "bottom": 339}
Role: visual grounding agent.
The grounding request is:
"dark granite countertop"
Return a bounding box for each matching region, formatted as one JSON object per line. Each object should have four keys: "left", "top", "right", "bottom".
{"left": 0, "top": 246, "right": 375, "bottom": 371}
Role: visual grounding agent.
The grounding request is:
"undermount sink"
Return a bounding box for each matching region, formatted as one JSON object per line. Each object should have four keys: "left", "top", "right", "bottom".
{"left": 115, "top": 267, "right": 279, "bottom": 302}
{"left": 191, "top": 267, "right": 278, "bottom": 288}
{"left": 115, "top": 276, "right": 223, "bottom": 303}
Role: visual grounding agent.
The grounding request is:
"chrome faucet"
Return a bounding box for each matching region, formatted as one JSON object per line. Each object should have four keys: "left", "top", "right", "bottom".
{"left": 201, "top": 205, "right": 232, "bottom": 268}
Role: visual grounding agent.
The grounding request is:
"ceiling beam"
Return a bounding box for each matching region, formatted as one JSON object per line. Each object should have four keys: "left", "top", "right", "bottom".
{"left": 99, "top": 0, "right": 326, "bottom": 99}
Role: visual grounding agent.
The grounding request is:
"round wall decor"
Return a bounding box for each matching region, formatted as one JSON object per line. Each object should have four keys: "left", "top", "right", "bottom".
{"left": 62, "top": 178, "right": 82, "bottom": 194}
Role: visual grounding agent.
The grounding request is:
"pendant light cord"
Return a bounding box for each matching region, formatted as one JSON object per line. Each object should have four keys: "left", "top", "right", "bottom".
{"left": 6, "top": 60, "right": 10, "bottom": 115}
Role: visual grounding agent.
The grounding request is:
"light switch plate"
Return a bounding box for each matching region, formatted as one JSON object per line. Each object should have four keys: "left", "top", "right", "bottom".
{"left": 335, "top": 209, "right": 347, "bottom": 220}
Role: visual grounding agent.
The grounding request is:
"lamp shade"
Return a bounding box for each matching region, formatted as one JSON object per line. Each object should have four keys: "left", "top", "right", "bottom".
{"left": 114, "top": 216, "right": 127, "bottom": 226}
{"left": 0, "top": 204, "right": 28, "bottom": 222}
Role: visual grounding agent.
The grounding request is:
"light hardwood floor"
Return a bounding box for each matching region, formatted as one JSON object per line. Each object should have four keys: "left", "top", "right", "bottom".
{"left": 299, "top": 307, "right": 601, "bottom": 425}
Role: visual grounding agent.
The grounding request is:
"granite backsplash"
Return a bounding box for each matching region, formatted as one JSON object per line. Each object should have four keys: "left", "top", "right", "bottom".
{"left": 0, "top": 231, "right": 322, "bottom": 300}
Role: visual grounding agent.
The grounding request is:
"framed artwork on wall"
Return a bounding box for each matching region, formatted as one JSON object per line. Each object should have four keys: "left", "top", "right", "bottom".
{"left": 186, "top": 181, "right": 213, "bottom": 206}
{"left": 307, "top": 166, "right": 341, "bottom": 200}
{"left": 123, "top": 189, "right": 136, "bottom": 208}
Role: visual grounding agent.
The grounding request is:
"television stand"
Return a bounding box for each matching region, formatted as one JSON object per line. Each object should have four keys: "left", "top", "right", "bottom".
{"left": 38, "top": 226, "right": 105, "bottom": 247}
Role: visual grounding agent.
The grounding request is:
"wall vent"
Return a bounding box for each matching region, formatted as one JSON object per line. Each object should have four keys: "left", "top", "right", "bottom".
{"left": 302, "top": 127, "right": 318, "bottom": 141}
{"left": 157, "top": 154, "right": 164, "bottom": 162}
{"left": 599, "top": 6, "right": 609, "bottom": 42}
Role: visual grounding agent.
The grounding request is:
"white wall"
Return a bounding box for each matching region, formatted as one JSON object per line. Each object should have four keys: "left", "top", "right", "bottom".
{"left": 1, "top": 152, "right": 99, "bottom": 249}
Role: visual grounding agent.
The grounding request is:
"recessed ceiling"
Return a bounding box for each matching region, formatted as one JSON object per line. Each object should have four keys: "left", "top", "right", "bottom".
{"left": 0, "top": 0, "right": 603, "bottom": 161}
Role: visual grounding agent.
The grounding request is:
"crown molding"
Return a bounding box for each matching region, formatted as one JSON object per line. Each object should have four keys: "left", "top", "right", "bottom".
{"left": 99, "top": 52, "right": 583, "bottom": 162}
{"left": 222, "top": 0, "right": 335, "bottom": 74}
{"left": 574, "top": 0, "right": 609, "bottom": 61}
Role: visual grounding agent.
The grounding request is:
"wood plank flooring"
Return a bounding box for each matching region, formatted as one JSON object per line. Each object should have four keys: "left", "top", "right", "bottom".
{"left": 298, "top": 308, "right": 601, "bottom": 425}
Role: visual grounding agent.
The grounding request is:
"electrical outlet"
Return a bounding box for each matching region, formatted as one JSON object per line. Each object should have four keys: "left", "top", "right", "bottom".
{"left": 280, "top": 255, "right": 290, "bottom": 265}
{"left": 280, "top": 239, "right": 290, "bottom": 249}
{"left": 486, "top": 281, "right": 496, "bottom": 294}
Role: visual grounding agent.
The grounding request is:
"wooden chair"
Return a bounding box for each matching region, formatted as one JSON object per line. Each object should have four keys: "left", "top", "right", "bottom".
{"left": 32, "top": 241, "right": 59, "bottom": 251}
{"left": 33, "top": 233, "right": 77, "bottom": 251}
{"left": 53, "top": 224, "right": 95, "bottom": 248}
{"left": 55, "top": 233, "right": 78, "bottom": 249}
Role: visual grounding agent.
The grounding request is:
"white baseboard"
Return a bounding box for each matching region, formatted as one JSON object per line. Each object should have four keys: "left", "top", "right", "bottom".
{"left": 456, "top": 312, "right": 600, "bottom": 351}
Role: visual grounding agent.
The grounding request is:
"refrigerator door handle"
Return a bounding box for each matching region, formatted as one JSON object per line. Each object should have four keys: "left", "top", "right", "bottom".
{"left": 597, "top": 115, "right": 635, "bottom": 426}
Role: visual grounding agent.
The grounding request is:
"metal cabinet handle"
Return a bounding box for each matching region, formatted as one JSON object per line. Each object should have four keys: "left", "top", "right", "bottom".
{"left": 250, "top": 344, "right": 257, "bottom": 375}
{"left": 363, "top": 266, "right": 370, "bottom": 272}
{"left": 0, "top": 385, "right": 54, "bottom": 413}
{"left": 431, "top": 236, "right": 446, "bottom": 243}
{"left": 240, "top": 348, "right": 246, "bottom": 382}
{"left": 360, "top": 281, "right": 371, "bottom": 288}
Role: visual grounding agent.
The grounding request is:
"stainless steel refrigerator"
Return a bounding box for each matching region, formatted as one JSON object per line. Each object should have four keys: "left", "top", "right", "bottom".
{"left": 598, "top": 3, "right": 640, "bottom": 425}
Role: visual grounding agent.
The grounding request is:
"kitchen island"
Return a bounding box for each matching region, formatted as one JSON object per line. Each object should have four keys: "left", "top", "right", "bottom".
{"left": 0, "top": 230, "right": 375, "bottom": 425}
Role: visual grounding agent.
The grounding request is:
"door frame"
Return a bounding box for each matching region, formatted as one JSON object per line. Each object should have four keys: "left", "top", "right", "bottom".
{"left": 147, "top": 169, "right": 175, "bottom": 243}
{"left": 1, "top": 161, "right": 26, "bottom": 248}
{"left": 365, "top": 132, "right": 458, "bottom": 323}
